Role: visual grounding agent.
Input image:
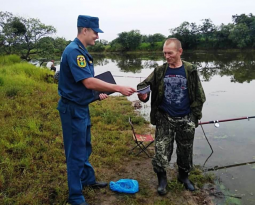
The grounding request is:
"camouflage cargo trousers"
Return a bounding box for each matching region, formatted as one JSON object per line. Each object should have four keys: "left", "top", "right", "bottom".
{"left": 152, "top": 110, "right": 196, "bottom": 173}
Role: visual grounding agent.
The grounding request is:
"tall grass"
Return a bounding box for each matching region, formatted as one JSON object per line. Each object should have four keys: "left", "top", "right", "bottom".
{"left": 0, "top": 55, "right": 21, "bottom": 66}
{"left": 0, "top": 56, "right": 64, "bottom": 204}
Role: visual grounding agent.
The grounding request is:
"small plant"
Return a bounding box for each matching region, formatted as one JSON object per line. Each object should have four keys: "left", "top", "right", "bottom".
{"left": 190, "top": 166, "right": 215, "bottom": 188}
{"left": 168, "top": 179, "right": 185, "bottom": 192}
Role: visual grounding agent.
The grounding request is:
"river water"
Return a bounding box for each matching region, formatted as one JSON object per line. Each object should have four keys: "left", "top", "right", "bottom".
{"left": 56, "top": 51, "right": 255, "bottom": 204}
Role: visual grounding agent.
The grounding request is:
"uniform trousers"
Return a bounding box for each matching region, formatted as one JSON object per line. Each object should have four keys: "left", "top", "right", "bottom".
{"left": 57, "top": 98, "right": 96, "bottom": 205}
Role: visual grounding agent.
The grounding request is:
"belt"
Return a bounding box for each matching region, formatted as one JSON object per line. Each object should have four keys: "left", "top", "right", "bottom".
{"left": 61, "top": 97, "right": 73, "bottom": 104}
{"left": 61, "top": 97, "right": 82, "bottom": 107}
{"left": 158, "top": 109, "right": 188, "bottom": 119}
{"left": 171, "top": 116, "right": 184, "bottom": 119}
{"left": 60, "top": 97, "right": 90, "bottom": 108}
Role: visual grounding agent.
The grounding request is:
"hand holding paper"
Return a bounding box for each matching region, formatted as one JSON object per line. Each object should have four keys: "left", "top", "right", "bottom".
{"left": 137, "top": 85, "right": 150, "bottom": 101}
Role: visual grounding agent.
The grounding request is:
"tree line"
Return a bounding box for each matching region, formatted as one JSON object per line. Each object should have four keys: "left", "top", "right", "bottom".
{"left": 0, "top": 11, "right": 70, "bottom": 60}
{"left": 1, "top": 11, "right": 255, "bottom": 60}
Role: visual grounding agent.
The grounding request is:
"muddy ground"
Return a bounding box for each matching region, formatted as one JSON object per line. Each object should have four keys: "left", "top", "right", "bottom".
{"left": 84, "top": 148, "right": 216, "bottom": 205}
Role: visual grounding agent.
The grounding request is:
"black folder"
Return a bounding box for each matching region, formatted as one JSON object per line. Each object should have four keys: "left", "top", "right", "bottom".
{"left": 92, "top": 71, "right": 116, "bottom": 101}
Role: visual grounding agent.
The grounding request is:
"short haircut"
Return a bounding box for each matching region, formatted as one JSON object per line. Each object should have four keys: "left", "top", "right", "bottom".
{"left": 77, "top": 27, "right": 92, "bottom": 34}
{"left": 77, "top": 27, "right": 84, "bottom": 34}
{"left": 164, "top": 38, "right": 182, "bottom": 50}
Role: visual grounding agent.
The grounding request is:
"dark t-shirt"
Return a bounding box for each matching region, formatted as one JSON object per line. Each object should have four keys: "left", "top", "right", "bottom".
{"left": 159, "top": 65, "right": 190, "bottom": 117}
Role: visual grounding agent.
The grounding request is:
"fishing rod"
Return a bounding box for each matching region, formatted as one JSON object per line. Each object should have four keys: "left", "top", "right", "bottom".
{"left": 199, "top": 116, "right": 255, "bottom": 128}
{"left": 200, "top": 115, "right": 255, "bottom": 168}
{"left": 204, "top": 160, "right": 255, "bottom": 172}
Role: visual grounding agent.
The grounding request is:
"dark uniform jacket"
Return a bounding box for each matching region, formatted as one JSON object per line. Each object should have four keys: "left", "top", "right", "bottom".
{"left": 137, "top": 60, "right": 206, "bottom": 127}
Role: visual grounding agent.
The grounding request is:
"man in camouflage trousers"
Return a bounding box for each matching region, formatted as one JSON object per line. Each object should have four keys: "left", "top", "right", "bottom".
{"left": 137, "top": 38, "right": 206, "bottom": 195}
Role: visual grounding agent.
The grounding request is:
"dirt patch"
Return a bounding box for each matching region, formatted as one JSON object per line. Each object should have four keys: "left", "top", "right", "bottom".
{"left": 85, "top": 149, "right": 215, "bottom": 205}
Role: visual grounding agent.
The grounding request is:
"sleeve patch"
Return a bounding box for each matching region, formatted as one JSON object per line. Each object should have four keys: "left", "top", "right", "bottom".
{"left": 77, "top": 55, "right": 86, "bottom": 68}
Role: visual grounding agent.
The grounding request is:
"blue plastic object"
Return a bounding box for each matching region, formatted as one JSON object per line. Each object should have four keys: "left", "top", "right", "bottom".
{"left": 109, "top": 179, "right": 139, "bottom": 194}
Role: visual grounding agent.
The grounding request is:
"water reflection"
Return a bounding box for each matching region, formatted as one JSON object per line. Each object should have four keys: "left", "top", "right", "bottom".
{"left": 197, "top": 60, "right": 255, "bottom": 83}
{"left": 92, "top": 52, "right": 255, "bottom": 83}
{"left": 93, "top": 53, "right": 163, "bottom": 73}
{"left": 184, "top": 52, "right": 255, "bottom": 83}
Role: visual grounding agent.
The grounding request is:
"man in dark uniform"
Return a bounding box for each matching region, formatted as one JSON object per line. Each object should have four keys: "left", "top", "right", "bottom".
{"left": 57, "top": 15, "right": 136, "bottom": 205}
{"left": 137, "top": 38, "right": 206, "bottom": 195}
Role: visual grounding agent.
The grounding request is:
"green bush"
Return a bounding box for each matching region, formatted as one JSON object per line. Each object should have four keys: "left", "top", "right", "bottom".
{"left": 88, "top": 44, "right": 105, "bottom": 52}
{"left": 139, "top": 43, "right": 151, "bottom": 51}
{"left": 107, "top": 42, "right": 125, "bottom": 52}
{"left": 154, "top": 42, "right": 164, "bottom": 50}
{"left": 138, "top": 42, "right": 164, "bottom": 51}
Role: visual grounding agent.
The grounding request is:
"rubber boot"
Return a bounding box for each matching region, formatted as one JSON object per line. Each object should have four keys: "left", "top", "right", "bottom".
{"left": 177, "top": 169, "right": 195, "bottom": 191}
{"left": 157, "top": 171, "right": 167, "bottom": 195}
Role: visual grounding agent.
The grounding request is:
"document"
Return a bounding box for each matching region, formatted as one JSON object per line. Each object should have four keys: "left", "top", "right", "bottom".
{"left": 93, "top": 71, "right": 116, "bottom": 102}
{"left": 137, "top": 85, "right": 150, "bottom": 94}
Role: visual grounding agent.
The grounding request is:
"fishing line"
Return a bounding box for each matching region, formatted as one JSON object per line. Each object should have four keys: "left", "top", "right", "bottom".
{"left": 200, "top": 123, "right": 214, "bottom": 168}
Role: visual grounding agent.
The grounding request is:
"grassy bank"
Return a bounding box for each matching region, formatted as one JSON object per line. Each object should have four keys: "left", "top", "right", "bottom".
{"left": 0, "top": 55, "right": 214, "bottom": 205}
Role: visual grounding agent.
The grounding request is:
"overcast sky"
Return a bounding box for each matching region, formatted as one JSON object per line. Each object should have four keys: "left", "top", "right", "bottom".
{"left": 1, "top": 0, "right": 254, "bottom": 42}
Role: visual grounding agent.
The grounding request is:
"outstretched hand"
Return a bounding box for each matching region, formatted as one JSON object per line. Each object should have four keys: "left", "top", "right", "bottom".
{"left": 119, "top": 86, "right": 137, "bottom": 96}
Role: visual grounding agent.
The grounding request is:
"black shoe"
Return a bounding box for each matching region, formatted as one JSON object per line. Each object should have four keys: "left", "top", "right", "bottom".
{"left": 157, "top": 171, "right": 168, "bottom": 195}
{"left": 178, "top": 169, "right": 195, "bottom": 191}
{"left": 89, "top": 181, "right": 108, "bottom": 189}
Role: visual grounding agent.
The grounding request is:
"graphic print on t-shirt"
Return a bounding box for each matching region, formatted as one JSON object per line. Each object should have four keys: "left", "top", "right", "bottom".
{"left": 164, "top": 74, "right": 187, "bottom": 105}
